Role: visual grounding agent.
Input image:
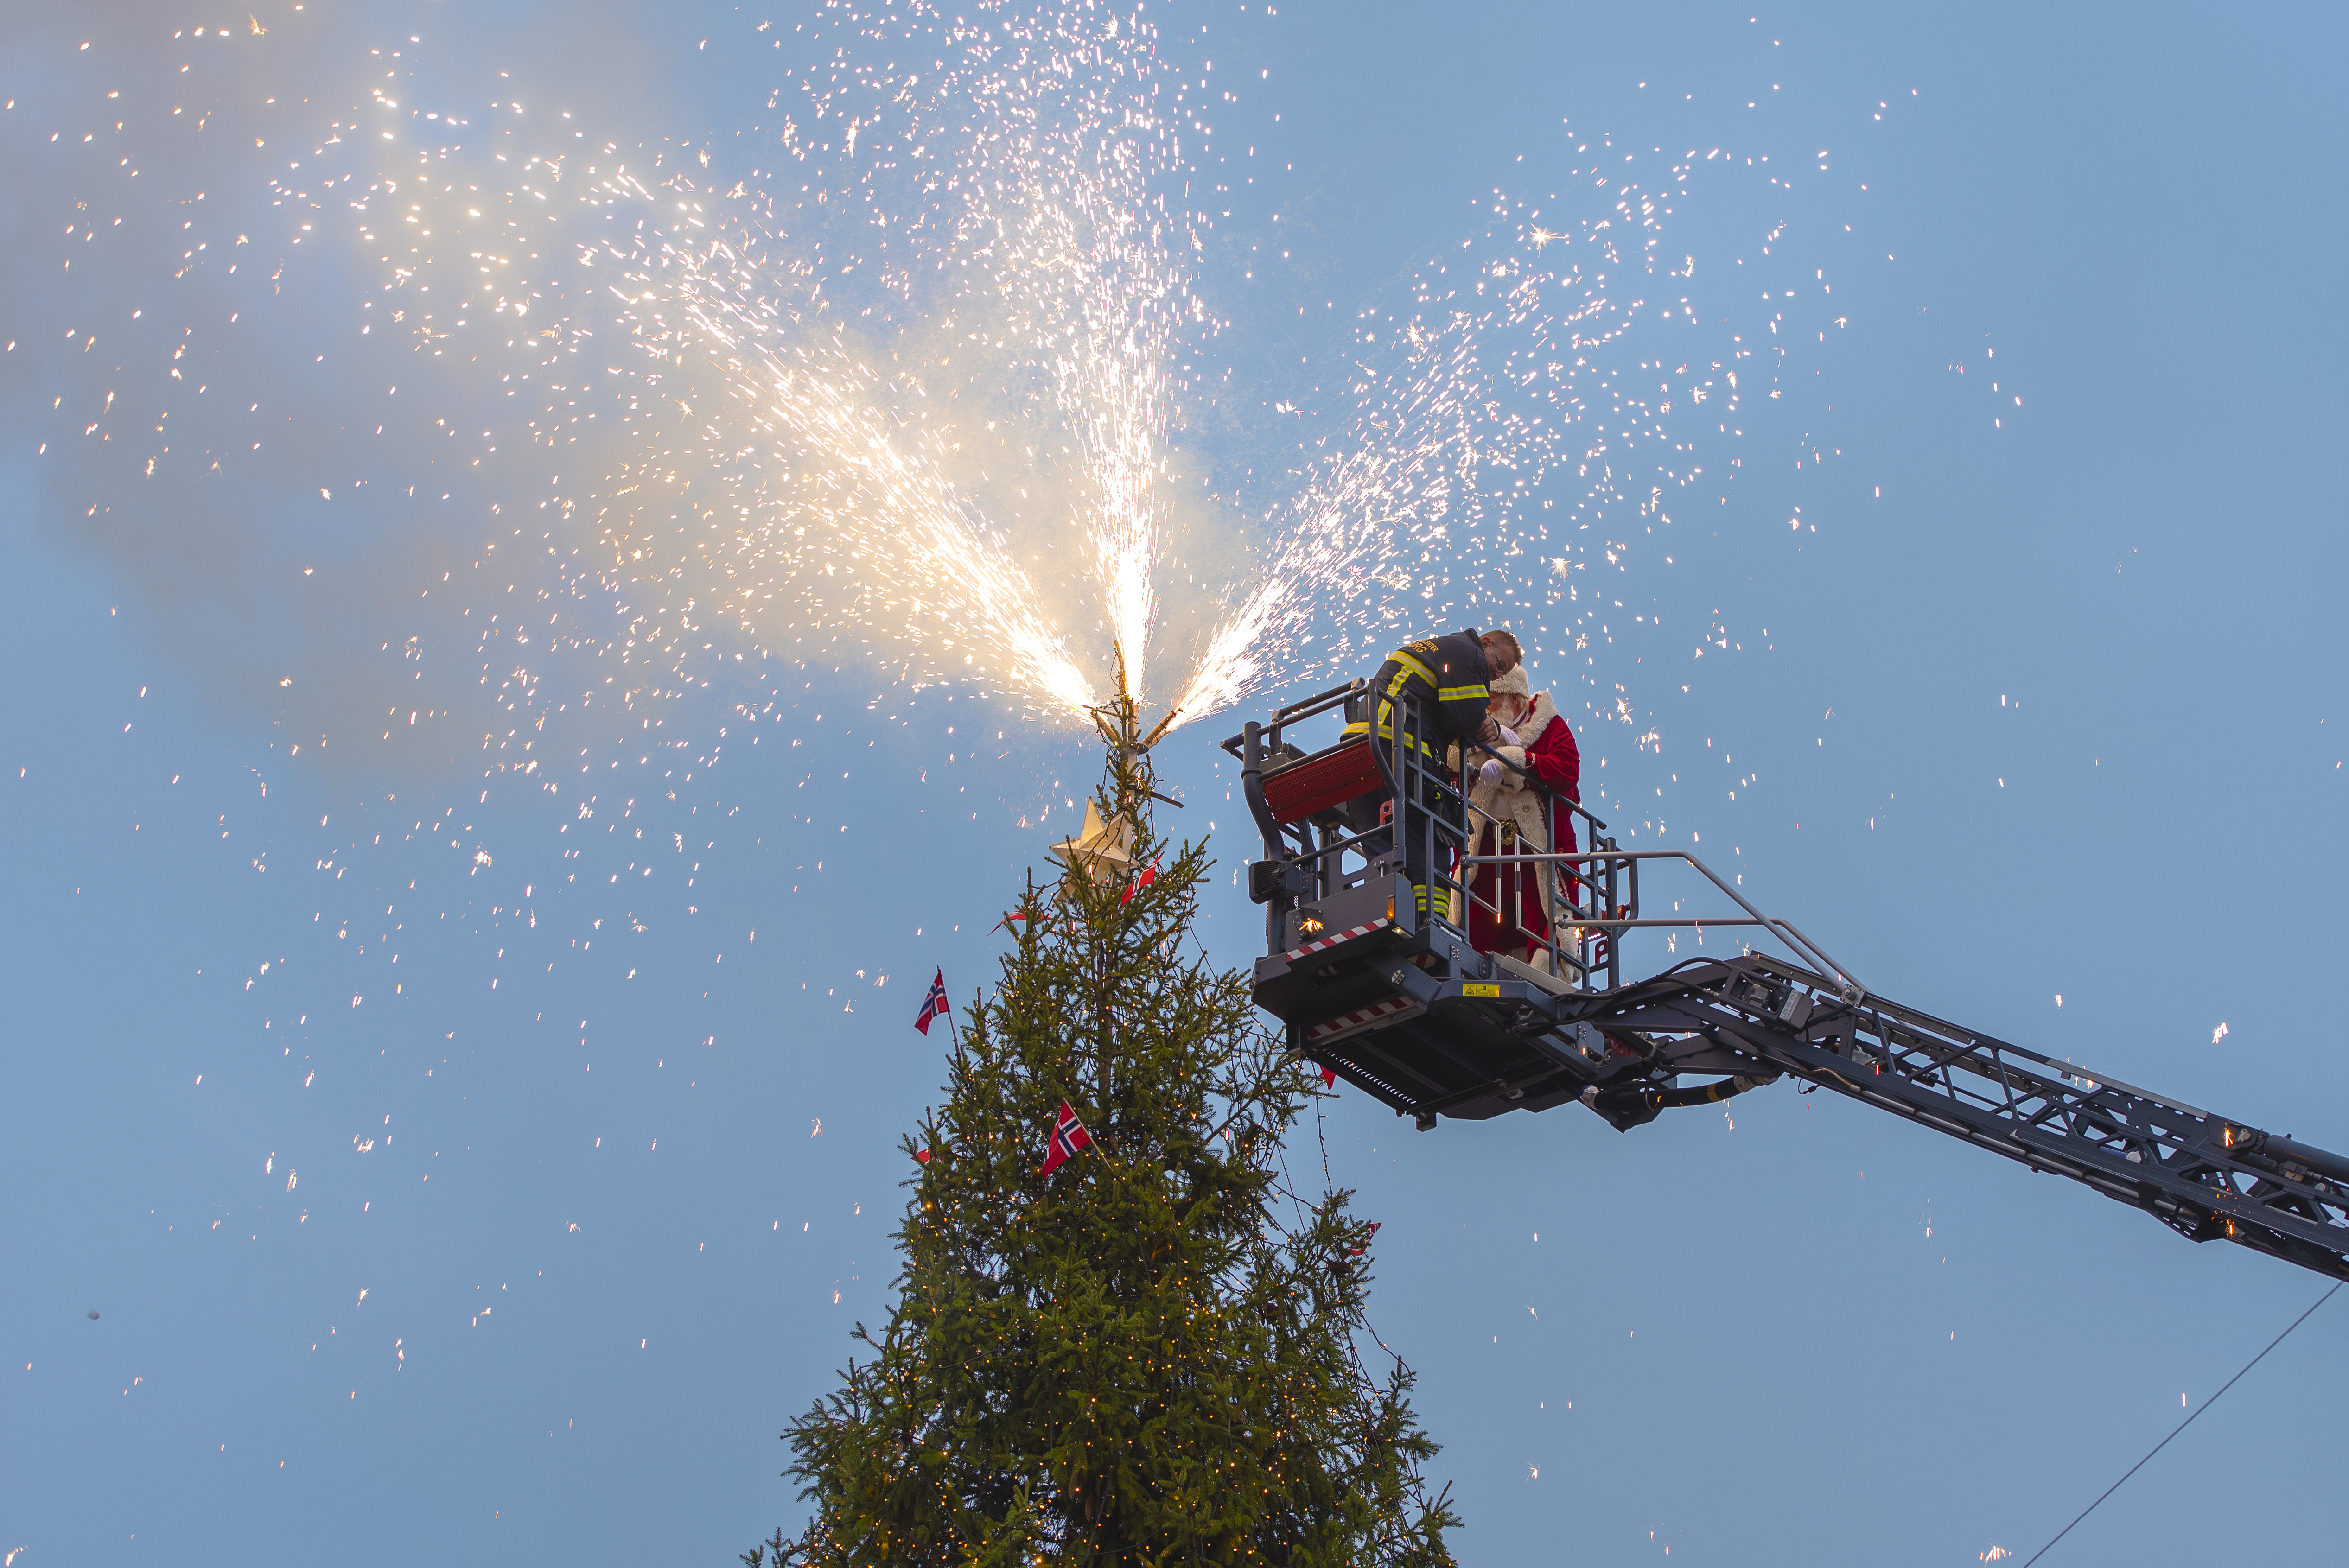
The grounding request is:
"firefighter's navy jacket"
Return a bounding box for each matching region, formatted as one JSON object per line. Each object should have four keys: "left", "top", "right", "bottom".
{"left": 1344, "top": 628, "right": 1493, "bottom": 753}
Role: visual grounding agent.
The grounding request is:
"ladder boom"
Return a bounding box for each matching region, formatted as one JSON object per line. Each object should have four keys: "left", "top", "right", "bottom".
{"left": 1579, "top": 953, "right": 2349, "bottom": 1281}
{"left": 1222, "top": 675, "right": 2349, "bottom": 1282}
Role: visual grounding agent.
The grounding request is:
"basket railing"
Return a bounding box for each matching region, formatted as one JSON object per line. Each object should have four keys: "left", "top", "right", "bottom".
{"left": 1225, "top": 680, "right": 1859, "bottom": 997}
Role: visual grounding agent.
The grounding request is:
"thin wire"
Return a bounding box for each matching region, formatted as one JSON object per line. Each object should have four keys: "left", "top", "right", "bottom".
{"left": 2018, "top": 1280, "right": 2339, "bottom": 1567}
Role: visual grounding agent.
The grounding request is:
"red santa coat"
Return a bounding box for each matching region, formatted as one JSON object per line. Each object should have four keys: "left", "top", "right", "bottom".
{"left": 1518, "top": 691, "right": 1583, "bottom": 865}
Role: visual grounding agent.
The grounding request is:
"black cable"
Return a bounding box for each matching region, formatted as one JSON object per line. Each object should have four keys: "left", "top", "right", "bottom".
{"left": 2019, "top": 1281, "right": 2339, "bottom": 1566}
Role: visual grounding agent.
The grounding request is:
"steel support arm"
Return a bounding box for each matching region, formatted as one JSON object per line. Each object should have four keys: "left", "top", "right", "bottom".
{"left": 1568, "top": 954, "right": 2349, "bottom": 1282}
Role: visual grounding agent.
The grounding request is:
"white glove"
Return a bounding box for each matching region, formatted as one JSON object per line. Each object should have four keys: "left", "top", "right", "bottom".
{"left": 1496, "top": 725, "right": 1522, "bottom": 748}
{"left": 1479, "top": 758, "right": 1504, "bottom": 785}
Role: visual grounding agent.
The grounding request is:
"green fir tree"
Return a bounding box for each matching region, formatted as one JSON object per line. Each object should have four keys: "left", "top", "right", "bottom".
{"left": 749, "top": 699, "right": 1459, "bottom": 1566}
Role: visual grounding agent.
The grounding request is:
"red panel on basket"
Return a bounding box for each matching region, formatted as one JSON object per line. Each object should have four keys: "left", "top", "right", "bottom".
{"left": 1261, "top": 739, "right": 1387, "bottom": 824}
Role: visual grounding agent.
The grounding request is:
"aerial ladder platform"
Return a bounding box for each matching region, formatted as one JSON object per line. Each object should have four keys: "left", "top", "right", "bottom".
{"left": 1224, "top": 679, "right": 2349, "bottom": 1283}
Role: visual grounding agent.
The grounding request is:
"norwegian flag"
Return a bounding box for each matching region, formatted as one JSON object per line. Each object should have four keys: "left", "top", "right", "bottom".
{"left": 1334, "top": 1220, "right": 1383, "bottom": 1276}
{"left": 912, "top": 968, "right": 951, "bottom": 1036}
{"left": 1320, "top": 1064, "right": 1338, "bottom": 1089}
{"left": 1037, "top": 1101, "right": 1092, "bottom": 1176}
{"left": 1120, "top": 862, "right": 1159, "bottom": 906}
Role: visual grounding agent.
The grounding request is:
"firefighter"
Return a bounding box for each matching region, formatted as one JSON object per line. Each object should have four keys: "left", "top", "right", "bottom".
{"left": 1343, "top": 627, "right": 1521, "bottom": 920}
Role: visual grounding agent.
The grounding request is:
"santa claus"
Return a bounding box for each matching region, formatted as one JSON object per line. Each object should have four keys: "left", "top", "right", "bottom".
{"left": 1449, "top": 662, "right": 1583, "bottom": 966}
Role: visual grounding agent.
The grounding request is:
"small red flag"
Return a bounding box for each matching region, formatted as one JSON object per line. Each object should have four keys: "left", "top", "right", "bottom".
{"left": 913, "top": 968, "right": 950, "bottom": 1035}
{"left": 913, "top": 1148, "right": 931, "bottom": 1165}
{"left": 1038, "top": 1101, "right": 1092, "bottom": 1176}
{"left": 1121, "top": 862, "right": 1159, "bottom": 906}
{"left": 1320, "top": 1065, "right": 1337, "bottom": 1089}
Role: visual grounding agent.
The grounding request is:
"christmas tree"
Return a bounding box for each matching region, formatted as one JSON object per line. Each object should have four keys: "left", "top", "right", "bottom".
{"left": 748, "top": 689, "right": 1459, "bottom": 1567}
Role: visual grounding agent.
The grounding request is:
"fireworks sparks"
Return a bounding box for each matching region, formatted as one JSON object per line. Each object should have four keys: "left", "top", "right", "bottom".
{"left": 117, "top": 0, "right": 1806, "bottom": 740}
{"left": 10, "top": 1, "right": 1870, "bottom": 986}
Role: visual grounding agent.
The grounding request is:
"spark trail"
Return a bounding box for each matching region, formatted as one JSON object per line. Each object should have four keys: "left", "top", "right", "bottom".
{"left": 304, "top": 0, "right": 1757, "bottom": 731}
{"left": 13, "top": 0, "right": 1874, "bottom": 791}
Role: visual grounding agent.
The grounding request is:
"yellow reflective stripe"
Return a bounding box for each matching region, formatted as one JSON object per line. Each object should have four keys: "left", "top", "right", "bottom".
{"left": 1436, "top": 682, "right": 1488, "bottom": 703}
{"left": 1388, "top": 649, "right": 1439, "bottom": 688}
{"left": 1370, "top": 701, "right": 1437, "bottom": 755}
{"left": 1381, "top": 651, "right": 1450, "bottom": 748}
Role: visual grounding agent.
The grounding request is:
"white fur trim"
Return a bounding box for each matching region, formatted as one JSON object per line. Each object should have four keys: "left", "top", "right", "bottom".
{"left": 1513, "top": 691, "right": 1558, "bottom": 746}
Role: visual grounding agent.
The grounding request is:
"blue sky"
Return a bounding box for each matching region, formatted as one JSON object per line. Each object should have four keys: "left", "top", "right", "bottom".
{"left": 4, "top": 3, "right": 2345, "bottom": 1564}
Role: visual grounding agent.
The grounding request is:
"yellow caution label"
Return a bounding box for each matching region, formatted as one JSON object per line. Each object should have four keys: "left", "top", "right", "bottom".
{"left": 1462, "top": 983, "right": 1501, "bottom": 998}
